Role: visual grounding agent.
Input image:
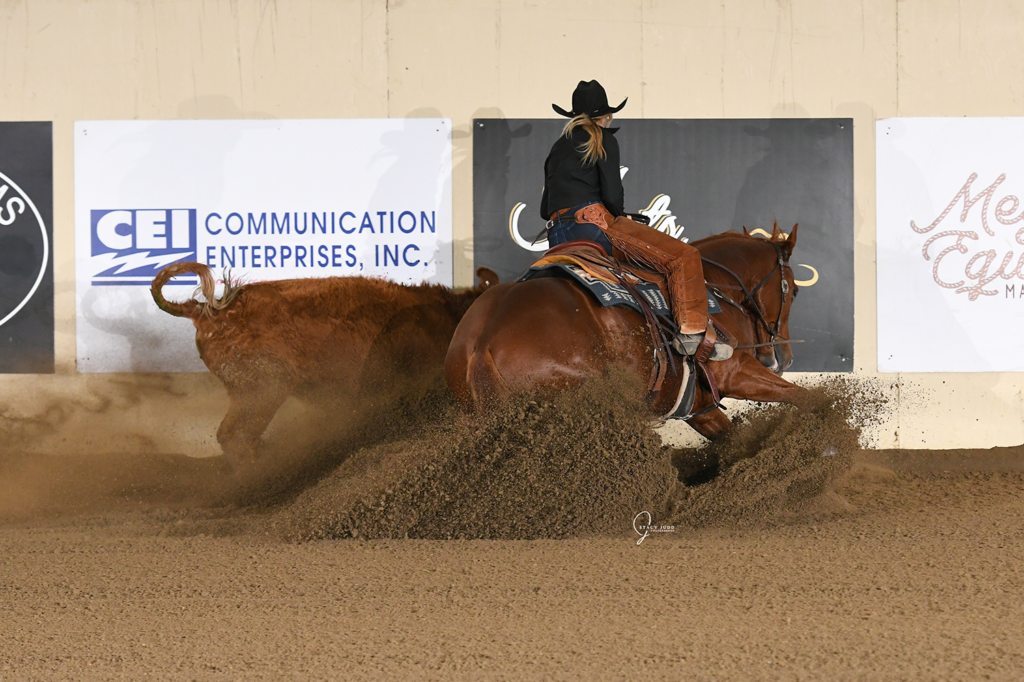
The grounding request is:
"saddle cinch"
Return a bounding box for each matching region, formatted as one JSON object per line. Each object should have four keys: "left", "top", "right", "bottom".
{"left": 516, "top": 240, "right": 731, "bottom": 421}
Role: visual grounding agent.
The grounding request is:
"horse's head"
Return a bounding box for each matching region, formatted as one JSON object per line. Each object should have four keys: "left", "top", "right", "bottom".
{"left": 696, "top": 223, "right": 800, "bottom": 375}
{"left": 758, "top": 223, "right": 799, "bottom": 373}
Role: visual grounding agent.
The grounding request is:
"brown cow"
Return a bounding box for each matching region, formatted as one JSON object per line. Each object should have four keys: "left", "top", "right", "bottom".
{"left": 151, "top": 263, "right": 498, "bottom": 463}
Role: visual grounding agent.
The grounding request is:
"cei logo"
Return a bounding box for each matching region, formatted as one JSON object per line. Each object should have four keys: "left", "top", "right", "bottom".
{"left": 90, "top": 209, "right": 197, "bottom": 285}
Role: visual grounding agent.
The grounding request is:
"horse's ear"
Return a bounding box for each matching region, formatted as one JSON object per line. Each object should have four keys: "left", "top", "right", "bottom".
{"left": 742, "top": 225, "right": 750, "bottom": 236}
{"left": 781, "top": 224, "right": 798, "bottom": 259}
{"left": 476, "top": 267, "right": 499, "bottom": 290}
{"left": 771, "top": 221, "right": 781, "bottom": 240}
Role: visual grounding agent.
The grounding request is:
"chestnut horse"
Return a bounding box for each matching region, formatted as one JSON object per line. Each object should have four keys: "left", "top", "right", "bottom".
{"left": 445, "top": 225, "right": 806, "bottom": 440}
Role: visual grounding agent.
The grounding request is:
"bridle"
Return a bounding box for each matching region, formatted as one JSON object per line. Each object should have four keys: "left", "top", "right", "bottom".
{"left": 700, "top": 240, "right": 793, "bottom": 351}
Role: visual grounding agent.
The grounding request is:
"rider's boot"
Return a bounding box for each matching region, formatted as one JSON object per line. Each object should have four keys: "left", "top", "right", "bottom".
{"left": 670, "top": 323, "right": 733, "bottom": 361}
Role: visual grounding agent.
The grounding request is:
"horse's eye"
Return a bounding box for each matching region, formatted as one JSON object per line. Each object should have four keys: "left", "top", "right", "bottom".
{"left": 791, "top": 287, "right": 799, "bottom": 298}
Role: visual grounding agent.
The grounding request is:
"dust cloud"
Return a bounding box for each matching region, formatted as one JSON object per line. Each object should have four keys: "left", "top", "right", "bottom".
{"left": 0, "top": 376, "right": 220, "bottom": 522}
{"left": 279, "top": 372, "right": 675, "bottom": 540}
{"left": 668, "top": 379, "right": 875, "bottom": 527}
{"left": 1, "top": 373, "right": 884, "bottom": 538}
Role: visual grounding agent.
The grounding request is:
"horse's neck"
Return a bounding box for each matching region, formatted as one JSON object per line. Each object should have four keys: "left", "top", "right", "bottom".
{"left": 697, "top": 241, "right": 771, "bottom": 289}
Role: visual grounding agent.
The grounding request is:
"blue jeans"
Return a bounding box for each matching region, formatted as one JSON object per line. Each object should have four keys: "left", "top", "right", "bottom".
{"left": 547, "top": 203, "right": 614, "bottom": 255}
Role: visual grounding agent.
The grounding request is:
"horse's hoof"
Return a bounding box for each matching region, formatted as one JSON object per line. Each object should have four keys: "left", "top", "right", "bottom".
{"left": 221, "top": 448, "right": 258, "bottom": 472}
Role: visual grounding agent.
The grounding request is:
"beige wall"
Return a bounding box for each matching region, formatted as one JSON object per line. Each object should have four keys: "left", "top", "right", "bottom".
{"left": 1, "top": 0, "right": 1022, "bottom": 454}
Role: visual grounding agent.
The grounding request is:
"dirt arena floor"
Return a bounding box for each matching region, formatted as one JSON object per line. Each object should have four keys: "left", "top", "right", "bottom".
{"left": 3, "top": 382, "right": 1024, "bottom": 680}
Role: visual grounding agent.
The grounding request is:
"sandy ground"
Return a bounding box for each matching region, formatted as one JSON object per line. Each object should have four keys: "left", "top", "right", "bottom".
{"left": 3, "top": 381, "right": 1023, "bottom": 680}
{"left": 3, "top": 460, "right": 1024, "bottom": 681}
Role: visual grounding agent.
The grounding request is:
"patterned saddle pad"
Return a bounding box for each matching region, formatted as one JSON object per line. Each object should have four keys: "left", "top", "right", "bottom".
{"left": 516, "top": 242, "right": 722, "bottom": 319}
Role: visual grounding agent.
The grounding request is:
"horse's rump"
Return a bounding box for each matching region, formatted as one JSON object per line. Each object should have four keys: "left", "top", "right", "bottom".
{"left": 445, "top": 275, "right": 693, "bottom": 415}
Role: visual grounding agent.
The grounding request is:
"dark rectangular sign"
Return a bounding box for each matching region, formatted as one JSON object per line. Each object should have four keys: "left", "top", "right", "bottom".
{"left": 472, "top": 118, "right": 854, "bottom": 372}
{"left": 0, "top": 122, "right": 53, "bottom": 373}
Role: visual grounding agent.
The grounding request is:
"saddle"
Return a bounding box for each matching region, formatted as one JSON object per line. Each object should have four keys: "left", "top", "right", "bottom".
{"left": 532, "top": 240, "right": 671, "bottom": 300}
{"left": 523, "top": 241, "right": 724, "bottom": 317}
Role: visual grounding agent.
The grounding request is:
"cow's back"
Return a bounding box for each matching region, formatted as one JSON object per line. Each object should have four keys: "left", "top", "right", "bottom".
{"left": 193, "top": 276, "right": 466, "bottom": 399}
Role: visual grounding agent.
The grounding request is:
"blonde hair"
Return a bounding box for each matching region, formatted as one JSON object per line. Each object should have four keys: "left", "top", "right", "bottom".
{"left": 562, "top": 114, "right": 607, "bottom": 165}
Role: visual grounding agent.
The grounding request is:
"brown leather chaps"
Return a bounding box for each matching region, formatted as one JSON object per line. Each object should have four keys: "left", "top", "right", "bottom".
{"left": 575, "top": 203, "right": 709, "bottom": 334}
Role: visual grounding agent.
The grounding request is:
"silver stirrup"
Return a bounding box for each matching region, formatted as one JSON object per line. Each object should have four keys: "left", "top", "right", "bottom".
{"left": 670, "top": 333, "right": 733, "bottom": 361}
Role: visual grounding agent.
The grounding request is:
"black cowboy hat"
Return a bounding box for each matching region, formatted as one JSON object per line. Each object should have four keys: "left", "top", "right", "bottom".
{"left": 552, "top": 80, "right": 627, "bottom": 119}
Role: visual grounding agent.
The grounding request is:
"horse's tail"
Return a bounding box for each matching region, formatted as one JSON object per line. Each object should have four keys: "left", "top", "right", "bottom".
{"left": 466, "top": 348, "right": 509, "bottom": 409}
{"left": 151, "top": 261, "right": 241, "bottom": 318}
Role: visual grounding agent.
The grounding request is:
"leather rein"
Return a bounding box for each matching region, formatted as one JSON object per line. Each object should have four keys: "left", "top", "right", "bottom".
{"left": 700, "top": 240, "right": 793, "bottom": 352}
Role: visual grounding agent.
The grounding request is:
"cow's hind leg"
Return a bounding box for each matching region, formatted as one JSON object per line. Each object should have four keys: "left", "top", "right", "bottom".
{"left": 217, "top": 380, "right": 292, "bottom": 465}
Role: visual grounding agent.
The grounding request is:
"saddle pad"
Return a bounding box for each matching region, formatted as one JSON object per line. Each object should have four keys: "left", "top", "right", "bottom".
{"left": 517, "top": 262, "right": 722, "bottom": 317}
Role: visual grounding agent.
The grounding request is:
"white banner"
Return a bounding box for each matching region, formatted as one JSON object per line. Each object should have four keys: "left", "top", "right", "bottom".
{"left": 75, "top": 119, "right": 452, "bottom": 372}
{"left": 877, "top": 117, "right": 1024, "bottom": 372}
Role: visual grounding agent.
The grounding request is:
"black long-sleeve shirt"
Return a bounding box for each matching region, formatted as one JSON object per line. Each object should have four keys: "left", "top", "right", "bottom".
{"left": 539, "top": 125, "right": 625, "bottom": 220}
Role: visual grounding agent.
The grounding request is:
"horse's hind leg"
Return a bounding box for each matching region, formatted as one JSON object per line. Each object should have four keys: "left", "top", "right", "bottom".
{"left": 445, "top": 335, "right": 510, "bottom": 412}
{"left": 467, "top": 349, "right": 510, "bottom": 409}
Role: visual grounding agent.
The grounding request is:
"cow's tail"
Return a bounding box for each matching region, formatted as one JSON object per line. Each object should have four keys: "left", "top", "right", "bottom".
{"left": 466, "top": 348, "right": 509, "bottom": 409}
{"left": 151, "top": 261, "right": 241, "bottom": 318}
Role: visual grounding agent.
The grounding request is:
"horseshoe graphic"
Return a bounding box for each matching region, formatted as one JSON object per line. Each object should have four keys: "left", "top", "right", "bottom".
{"left": 748, "top": 227, "right": 785, "bottom": 239}
{"left": 793, "top": 264, "right": 819, "bottom": 286}
{"left": 508, "top": 202, "right": 548, "bottom": 252}
{"left": 746, "top": 228, "right": 818, "bottom": 286}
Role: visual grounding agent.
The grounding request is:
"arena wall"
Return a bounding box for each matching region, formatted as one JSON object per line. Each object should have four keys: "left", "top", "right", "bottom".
{"left": 1, "top": 0, "right": 1022, "bottom": 454}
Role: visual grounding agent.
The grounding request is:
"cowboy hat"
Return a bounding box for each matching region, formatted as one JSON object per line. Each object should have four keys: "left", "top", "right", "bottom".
{"left": 552, "top": 80, "right": 627, "bottom": 119}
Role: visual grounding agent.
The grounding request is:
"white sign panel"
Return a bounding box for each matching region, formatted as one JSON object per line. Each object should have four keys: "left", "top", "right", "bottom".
{"left": 75, "top": 119, "right": 452, "bottom": 372}
{"left": 877, "top": 118, "right": 1024, "bottom": 372}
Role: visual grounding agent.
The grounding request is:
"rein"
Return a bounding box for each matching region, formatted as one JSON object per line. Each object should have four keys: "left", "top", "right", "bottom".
{"left": 700, "top": 240, "right": 792, "bottom": 351}
{"left": 733, "top": 339, "right": 805, "bottom": 350}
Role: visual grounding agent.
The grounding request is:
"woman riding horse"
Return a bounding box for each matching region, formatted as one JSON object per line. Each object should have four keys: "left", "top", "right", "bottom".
{"left": 541, "top": 80, "right": 732, "bottom": 362}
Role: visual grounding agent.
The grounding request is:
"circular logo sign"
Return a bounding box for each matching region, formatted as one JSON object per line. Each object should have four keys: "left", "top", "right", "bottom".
{"left": 0, "top": 171, "right": 49, "bottom": 329}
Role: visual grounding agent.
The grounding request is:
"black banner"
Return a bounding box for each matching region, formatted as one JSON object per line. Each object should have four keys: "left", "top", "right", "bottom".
{"left": 472, "top": 118, "right": 854, "bottom": 372}
{"left": 0, "top": 122, "right": 53, "bottom": 373}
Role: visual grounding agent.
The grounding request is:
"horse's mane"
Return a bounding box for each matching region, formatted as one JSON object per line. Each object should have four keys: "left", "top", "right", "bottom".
{"left": 692, "top": 231, "right": 775, "bottom": 259}
{"left": 691, "top": 230, "right": 770, "bottom": 247}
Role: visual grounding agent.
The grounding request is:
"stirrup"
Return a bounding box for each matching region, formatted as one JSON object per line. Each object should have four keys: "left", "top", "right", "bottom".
{"left": 670, "top": 332, "right": 733, "bottom": 361}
